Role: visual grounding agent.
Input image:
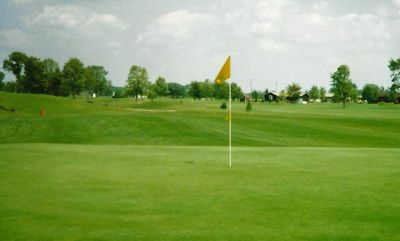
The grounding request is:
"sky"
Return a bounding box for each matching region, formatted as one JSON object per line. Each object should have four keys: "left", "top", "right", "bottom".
{"left": 1, "top": 0, "right": 400, "bottom": 92}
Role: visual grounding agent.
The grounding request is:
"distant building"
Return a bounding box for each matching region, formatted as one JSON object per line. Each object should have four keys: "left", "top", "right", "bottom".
{"left": 286, "top": 92, "right": 309, "bottom": 103}
{"left": 240, "top": 96, "right": 251, "bottom": 103}
{"left": 325, "top": 93, "right": 334, "bottom": 102}
{"left": 265, "top": 91, "right": 279, "bottom": 102}
{"left": 299, "top": 92, "right": 309, "bottom": 102}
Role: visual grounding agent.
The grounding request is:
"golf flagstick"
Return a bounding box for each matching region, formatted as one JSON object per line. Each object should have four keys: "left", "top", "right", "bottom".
{"left": 214, "top": 56, "right": 232, "bottom": 168}
{"left": 229, "top": 80, "right": 232, "bottom": 168}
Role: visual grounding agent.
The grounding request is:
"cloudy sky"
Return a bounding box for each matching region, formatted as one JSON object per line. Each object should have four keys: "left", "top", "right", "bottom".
{"left": 1, "top": 0, "right": 400, "bottom": 91}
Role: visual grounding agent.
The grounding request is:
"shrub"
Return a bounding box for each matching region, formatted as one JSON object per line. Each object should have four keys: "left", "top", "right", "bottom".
{"left": 246, "top": 102, "right": 252, "bottom": 112}
{"left": 220, "top": 102, "right": 227, "bottom": 109}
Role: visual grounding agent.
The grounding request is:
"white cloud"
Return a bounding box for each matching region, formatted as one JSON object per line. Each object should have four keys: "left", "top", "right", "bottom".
{"left": 312, "top": 1, "right": 328, "bottom": 11}
{"left": 28, "top": 5, "right": 128, "bottom": 34}
{"left": 0, "top": 28, "right": 31, "bottom": 48}
{"left": 255, "top": 0, "right": 295, "bottom": 20}
{"left": 10, "top": 0, "right": 34, "bottom": 5}
{"left": 137, "top": 9, "right": 215, "bottom": 43}
{"left": 2, "top": 0, "right": 399, "bottom": 89}
{"left": 245, "top": 1, "right": 391, "bottom": 53}
{"left": 258, "top": 39, "right": 287, "bottom": 52}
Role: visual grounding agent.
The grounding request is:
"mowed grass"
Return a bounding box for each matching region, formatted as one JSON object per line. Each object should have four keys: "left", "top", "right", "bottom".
{"left": 1, "top": 144, "right": 400, "bottom": 241}
{"left": 1, "top": 92, "right": 400, "bottom": 240}
{"left": 1, "top": 92, "right": 400, "bottom": 147}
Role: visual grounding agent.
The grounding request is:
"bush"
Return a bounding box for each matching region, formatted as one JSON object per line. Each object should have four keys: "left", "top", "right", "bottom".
{"left": 246, "top": 102, "right": 252, "bottom": 112}
{"left": 220, "top": 102, "right": 227, "bottom": 109}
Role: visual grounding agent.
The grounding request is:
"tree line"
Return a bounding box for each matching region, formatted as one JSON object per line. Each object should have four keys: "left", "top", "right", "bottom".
{"left": 0, "top": 51, "right": 243, "bottom": 101}
{"left": 1, "top": 51, "right": 399, "bottom": 105}
{"left": 261, "top": 60, "right": 400, "bottom": 107}
{"left": 0, "top": 51, "right": 113, "bottom": 97}
{"left": 121, "top": 65, "right": 244, "bottom": 100}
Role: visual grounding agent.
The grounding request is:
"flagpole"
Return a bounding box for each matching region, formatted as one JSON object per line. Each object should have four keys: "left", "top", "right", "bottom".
{"left": 229, "top": 80, "right": 232, "bottom": 168}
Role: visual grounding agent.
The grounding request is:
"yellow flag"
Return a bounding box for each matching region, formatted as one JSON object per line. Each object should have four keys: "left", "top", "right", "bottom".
{"left": 215, "top": 56, "right": 231, "bottom": 85}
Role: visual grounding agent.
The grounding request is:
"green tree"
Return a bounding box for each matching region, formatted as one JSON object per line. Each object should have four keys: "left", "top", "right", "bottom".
{"left": 361, "top": 84, "right": 381, "bottom": 103}
{"left": 154, "top": 76, "right": 168, "bottom": 97}
{"left": 309, "top": 86, "right": 320, "bottom": 100}
{"left": 102, "top": 80, "right": 113, "bottom": 96}
{"left": 63, "top": 58, "right": 85, "bottom": 97}
{"left": 2, "top": 51, "right": 28, "bottom": 92}
{"left": 320, "top": 87, "right": 327, "bottom": 102}
{"left": 24, "top": 56, "right": 46, "bottom": 93}
{"left": 127, "top": 65, "right": 149, "bottom": 100}
{"left": 286, "top": 83, "right": 302, "bottom": 102}
{"left": 147, "top": 84, "right": 157, "bottom": 101}
{"left": 84, "top": 65, "right": 109, "bottom": 96}
{"left": 188, "top": 81, "right": 202, "bottom": 99}
{"left": 330, "top": 65, "right": 355, "bottom": 108}
{"left": 231, "top": 83, "right": 244, "bottom": 100}
{"left": 4, "top": 81, "right": 17, "bottom": 92}
{"left": 383, "top": 87, "right": 397, "bottom": 102}
{"left": 388, "top": 58, "right": 400, "bottom": 96}
{"left": 251, "top": 90, "right": 259, "bottom": 102}
{"left": 213, "top": 82, "right": 229, "bottom": 99}
{"left": 0, "top": 71, "right": 5, "bottom": 90}
{"left": 42, "top": 58, "right": 60, "bottom": 73}
{"left": 167, "top": 82, "right": 186, "bottom": 98}
{"left": 42, "top": 58, "right": 62, "bottom": 95}
{"left": 200, "top": 79, "right": 214, "bottom": 99}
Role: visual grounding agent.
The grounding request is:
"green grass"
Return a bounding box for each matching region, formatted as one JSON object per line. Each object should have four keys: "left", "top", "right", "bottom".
{"left": 1, "top": 144, "right": 400, "bottom": 241}
{"left": 1, "top": 92, "right": 400, "bottom": 147}
{"left": 1, "top": 92, "right": 400, "bottom": 240}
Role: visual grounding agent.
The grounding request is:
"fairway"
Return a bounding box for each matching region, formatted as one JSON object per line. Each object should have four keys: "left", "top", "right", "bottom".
{"left": 1, "top": 93, "right": 400, "bottom": 241}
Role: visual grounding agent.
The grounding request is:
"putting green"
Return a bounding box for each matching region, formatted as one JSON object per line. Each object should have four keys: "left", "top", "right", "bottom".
{"left": 1, "top": 144, "right": 399, "bottom": 241}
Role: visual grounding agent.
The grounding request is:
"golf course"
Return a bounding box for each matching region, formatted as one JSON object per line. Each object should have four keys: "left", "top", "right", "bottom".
{"left": 1, "top": 92, "right": 400, "bottom": 241}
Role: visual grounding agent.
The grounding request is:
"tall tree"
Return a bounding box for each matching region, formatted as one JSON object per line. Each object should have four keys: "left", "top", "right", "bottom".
{"left": 2, "top": 51, "right": 28, "bottom": 92}
{"left": 127, "top": 65, "right": 149, "bottom": 100}
{"left": 388, "top": 58, "right": 400, "bottom": 96}
{"left": 154, "top": 76, "right": 168, "bottom": 97}
{"left": 251, "top": 90, "right": 259, "bottom": 102}
{"left": 200, "top": 79, "right": 214, "bottom": 99}
{"left": 63, "top": 58, "right": 85, "bottom": 97}
{"left": 24, "top": 56, "right": 46, "bottom": 93}
{"left": 330, "top": 65, "right": 355, "bottom": 108}
{"left": 213, "top": 82, "right": 229, "bottom": 99}
{"left": 188, "top": 81, "right": 202, "bottom": 99}
{"left": 42, "top": 58, "right": 61, "bottom": 95}
{"left": 42, "top": 58, "right": 60, "bottom": 73}
{"left": 103, "top": 80, "right": 113, "bottom": 96}
{"left": 0, "top": 71, "right": 5, "bottom": 90}
{"left": 361, "top": 84, "right": 381, "bottom": 103}
{"left": 167, "top": 82, "right": 186, "bottom": 98}
{"left": 320, "top": 87, "right": 327, "bottom": 102}
{"left": 231, "top": 83, "right": 244, "bottom": 100}
{"left": 286, "top": 83, "right": 302, "bottom": 102}
{"left": 309, "top": 86, "right": 320, "bottom": 100}
{"left": 84, "top": 65, "right": 108, "bottom": 95}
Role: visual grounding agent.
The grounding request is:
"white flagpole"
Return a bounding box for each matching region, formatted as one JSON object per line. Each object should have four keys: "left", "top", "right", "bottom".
{"left": 229, "top": 80, "right": 232, "bottom": 168}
